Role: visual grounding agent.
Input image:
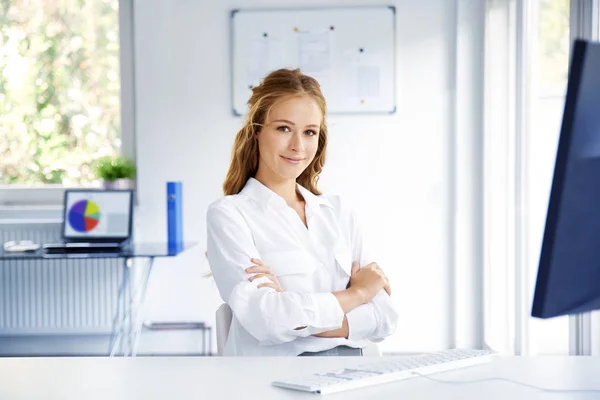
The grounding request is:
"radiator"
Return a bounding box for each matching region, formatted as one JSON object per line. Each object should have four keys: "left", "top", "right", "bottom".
{"left": 0, "top": 221, "right": 126, "bottom": 335}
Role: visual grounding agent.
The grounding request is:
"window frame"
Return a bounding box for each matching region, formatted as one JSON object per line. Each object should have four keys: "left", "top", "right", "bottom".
{"left": 568, "top": 0, "right": 600, "bottom": 357}
{"left": 0, "top": 0, "right": 136, "bottom": 207}
{"left": 483, "top": 0, "right": 529, "bottom": 356}
{"left": 484, "top": 0, "right": 600, "bottom": 356}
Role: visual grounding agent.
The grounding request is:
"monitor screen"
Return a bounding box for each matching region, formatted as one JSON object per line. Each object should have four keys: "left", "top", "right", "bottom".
{"left": 63, "top": 190, "right": 133, "bottom": 240}
{"left": 531, "top": 39, "right": 600, "bottom": 318}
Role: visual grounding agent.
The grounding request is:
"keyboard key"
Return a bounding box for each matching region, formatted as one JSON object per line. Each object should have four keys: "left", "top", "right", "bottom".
{"left": 272, "top": 349, "right": 498, "bottom": 395}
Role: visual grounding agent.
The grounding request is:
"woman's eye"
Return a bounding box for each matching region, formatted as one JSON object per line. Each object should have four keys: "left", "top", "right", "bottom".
{"left": 305, "top": 130, "right": 318, "bottom": 136}
{"left": 277, "top": 126, "right": 291, "bottom": 132}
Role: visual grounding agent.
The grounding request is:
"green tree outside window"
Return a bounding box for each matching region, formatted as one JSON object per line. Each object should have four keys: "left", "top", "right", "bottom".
{"left": 0, "top": 0, "right": 120, "bottom": 185}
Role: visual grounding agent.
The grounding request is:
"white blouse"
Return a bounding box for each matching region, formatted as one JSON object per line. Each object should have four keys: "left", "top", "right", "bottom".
{"left": 206, "top": 178, "right": 398, "bottom": 356}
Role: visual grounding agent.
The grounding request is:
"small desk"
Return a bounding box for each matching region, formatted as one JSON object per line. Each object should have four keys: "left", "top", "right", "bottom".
{"left": 0, "top": 242, "right": 195, "bottom": 357}
{"left": 0, "top": 356, "right": 598, "bottom": 399}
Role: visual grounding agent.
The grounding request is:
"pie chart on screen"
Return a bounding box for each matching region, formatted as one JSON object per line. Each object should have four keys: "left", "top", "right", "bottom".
{"left": 68, "top": 200, "right": 101, "bottom": 233}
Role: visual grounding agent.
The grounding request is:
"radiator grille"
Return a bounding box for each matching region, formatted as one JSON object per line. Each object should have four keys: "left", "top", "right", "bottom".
{"left": 0, "top": 221, "right": 125, "bottom": 334}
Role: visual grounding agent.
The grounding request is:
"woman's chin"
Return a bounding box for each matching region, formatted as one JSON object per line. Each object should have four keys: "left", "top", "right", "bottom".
{"left": 275, "top": 164, "right": 306, "bottom": 179}
{"left": 275, "top": 170, "right": 304, "bottom": 181}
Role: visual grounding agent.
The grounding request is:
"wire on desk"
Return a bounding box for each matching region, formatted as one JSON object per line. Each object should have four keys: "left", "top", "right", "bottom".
{"left": 410, "top": 371, "right": 600, "bottom": 394}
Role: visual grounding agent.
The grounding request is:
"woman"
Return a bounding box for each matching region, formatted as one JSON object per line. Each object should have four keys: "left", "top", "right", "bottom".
{"left": 207, "top": 68, "right": 398, "bottom": 356}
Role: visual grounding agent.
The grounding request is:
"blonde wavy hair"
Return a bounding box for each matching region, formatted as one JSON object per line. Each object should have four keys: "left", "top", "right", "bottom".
{"left": 223, "top": 68, "right": 328, "bottom": 196}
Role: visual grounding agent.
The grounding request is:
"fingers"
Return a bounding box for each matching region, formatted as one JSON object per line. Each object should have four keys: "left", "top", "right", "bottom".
{"left": 383, "top": 273, "right": 392, "bottom": 295}
{"left": 351, "top": 261, "right": 360, "bottom": 275}
{"left": 383, "top": 286, "right": 392, "bottom": 296}
{"left": 365, "top": 263, "right": 388, "bottom": 289}
{"left": 248, "top": 273, "right": 277, "bottom": 283}
{"left": 382, "top": 274, "right": 390, "bottom": 287}
{"left": 246, "top": 258, "right": 273, "bottom": 274}
{"left": 364, "top": 262, "right": 384, "bottom": 273}
{"left": 245, "top": 265, "right": 272, "bottom": 274}
{"left": 362, "top": 263, "right": 385, "bottom": 276}
{"left": 246, "top": 260, "right": 282, "bottom": 291}
{"left": 380, "top": 272, "right": 389, "bottom": 289}
{"left": 369, "top": 263, "right": 388, "bottom": 280}
{"left": 248, "top": 273, "right": 266, "bottom": 282}
{"left": 257, "top": 282, "right": 282, "bottom": 292}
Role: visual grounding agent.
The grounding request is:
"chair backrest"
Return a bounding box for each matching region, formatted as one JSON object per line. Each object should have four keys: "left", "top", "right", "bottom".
{"left": 362, "top": 342, "right": 382, "bottom": 356}
{"left": 215, "top": 303, "right": 233, "bottom": 356}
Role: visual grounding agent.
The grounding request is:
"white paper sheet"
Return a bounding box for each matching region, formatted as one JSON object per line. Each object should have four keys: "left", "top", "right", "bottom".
{"left": 245, "top": 35, "right": 285, "bottom": 89}
{"left": 343, "top": 49, "right": 384, "bottom": 104}
{"left": 297, "top": 30, "right": 332, "bottom": 78}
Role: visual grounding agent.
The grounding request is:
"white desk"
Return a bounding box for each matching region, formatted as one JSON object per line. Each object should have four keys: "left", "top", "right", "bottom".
{"left": 0, "top": 356, "right": 599, "bottom": 399}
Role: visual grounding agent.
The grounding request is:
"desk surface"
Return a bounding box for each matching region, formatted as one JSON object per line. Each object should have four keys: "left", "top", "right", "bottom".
{"left": 0, "top": 242, "right": 196, "bottom": 260}
{"left": 0, "top": 356, "right": 599, "bottom": 400}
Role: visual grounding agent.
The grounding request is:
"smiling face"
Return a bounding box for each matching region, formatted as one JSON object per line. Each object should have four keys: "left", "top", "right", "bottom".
{"left": 255, "top": 95, "right": 322, "bottom": 182}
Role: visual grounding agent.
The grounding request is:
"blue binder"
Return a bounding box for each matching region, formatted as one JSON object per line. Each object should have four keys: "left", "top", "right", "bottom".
{"left": 167, "top": 182, "right": 183, "bottom": 253}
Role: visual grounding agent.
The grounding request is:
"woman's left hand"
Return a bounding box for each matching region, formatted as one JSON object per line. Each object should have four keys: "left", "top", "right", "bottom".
{"left": 246, "top": 258, "right": 284, "bottom": 292}
{"left": 374, "top": 264, "right": 392, "bottom": 297}
{"left": 349, "top": 261, "right": 392, "bottom": 297}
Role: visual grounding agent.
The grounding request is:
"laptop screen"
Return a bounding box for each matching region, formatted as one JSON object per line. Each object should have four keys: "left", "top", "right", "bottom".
{"left": 63, "top": 190, "right": 133, "bottom": 240}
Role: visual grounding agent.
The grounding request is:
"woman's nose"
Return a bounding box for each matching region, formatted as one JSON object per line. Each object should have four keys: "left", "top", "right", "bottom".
{"left": 290, "top": 132, "right": 305, "bottom": 151}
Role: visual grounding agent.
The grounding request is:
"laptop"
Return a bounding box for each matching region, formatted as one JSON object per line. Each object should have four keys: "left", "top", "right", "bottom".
{"left": 43, "top": 189, "right": 134, "bottom": 254}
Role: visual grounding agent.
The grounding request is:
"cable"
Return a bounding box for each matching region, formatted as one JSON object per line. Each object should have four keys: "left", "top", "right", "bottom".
{"left": 410, "top": 371, "right": 600, "bottom": 394}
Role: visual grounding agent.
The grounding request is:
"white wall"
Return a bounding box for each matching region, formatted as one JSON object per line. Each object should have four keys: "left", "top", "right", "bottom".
{"left": 133, "top": 0, "right": 460, "bottom": 354}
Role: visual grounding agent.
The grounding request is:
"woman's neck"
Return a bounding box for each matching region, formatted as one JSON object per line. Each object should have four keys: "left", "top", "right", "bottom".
{"left": 254, "top": 170, "right": 301, "bottom": 206}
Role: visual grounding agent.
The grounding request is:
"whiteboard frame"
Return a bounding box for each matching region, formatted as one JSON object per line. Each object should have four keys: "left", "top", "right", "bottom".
{"left": 230, "top": 5, "right": 397, "bottom": 116}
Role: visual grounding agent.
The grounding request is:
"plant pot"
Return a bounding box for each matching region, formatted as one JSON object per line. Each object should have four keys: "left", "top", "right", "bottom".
{"left": 102, "top": 178, "right": 134, "bottom": 190}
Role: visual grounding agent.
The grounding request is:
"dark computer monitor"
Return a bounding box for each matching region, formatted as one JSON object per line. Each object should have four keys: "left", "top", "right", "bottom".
{"left": 532, "top": 39, "right": 600, "bottom": 319}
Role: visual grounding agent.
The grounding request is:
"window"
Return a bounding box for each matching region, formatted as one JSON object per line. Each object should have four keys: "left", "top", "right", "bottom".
{"left": 484, "top": 0, "right": 573, "bottom": 356}
{"left": 485, "top": 0, "right": 600, "bottom": 356}
{"left": 526, "top": 0, "right": 570, "bottom": 356}
{"left": 0, "top": 0, "right": 121, "bottom": 186}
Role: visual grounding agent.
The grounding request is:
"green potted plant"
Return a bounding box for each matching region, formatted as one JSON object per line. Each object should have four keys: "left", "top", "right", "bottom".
{"left": 94, "top": 155, "right": 136, "bottom": 189}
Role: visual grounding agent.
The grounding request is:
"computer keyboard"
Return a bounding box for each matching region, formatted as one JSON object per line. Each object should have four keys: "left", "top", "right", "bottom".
{"left": 272, "top": 348, "right": 497, "bottom": 394}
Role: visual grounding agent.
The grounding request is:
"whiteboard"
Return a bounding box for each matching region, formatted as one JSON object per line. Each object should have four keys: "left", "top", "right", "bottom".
{"left": 231, "top": 6, "right": 396, "bottom": 115}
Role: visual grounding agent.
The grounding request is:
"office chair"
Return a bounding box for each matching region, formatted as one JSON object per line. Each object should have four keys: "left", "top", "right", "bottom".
{"left": 216, "top": 303, "right": 233, "bottom": 356}
{"left": 215, "top": 303, "right": 382, "bottom": 356}
{"left": 362, "top": 340, "right": 382, "bottom": 356}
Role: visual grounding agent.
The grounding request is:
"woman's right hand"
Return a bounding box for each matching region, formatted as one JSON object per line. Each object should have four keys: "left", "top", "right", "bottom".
{"left": 246, "top": 258, "right": 284, "bottom": 292}
{"left": 348, "top": 261, "right": 388, "bottom": 303}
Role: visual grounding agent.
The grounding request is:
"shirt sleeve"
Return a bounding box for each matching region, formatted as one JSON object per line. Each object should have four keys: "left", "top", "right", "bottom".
{"left": 206, "top": 201, "right": 345, "bottom": 346}
{"left": 340, "top": 198, "right": 399, "bottom": 342}
{"left": 346, "top": 291, "right": 398, "bottom": 342}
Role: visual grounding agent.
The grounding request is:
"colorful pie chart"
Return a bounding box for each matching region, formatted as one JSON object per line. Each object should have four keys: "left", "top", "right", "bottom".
{"left": 68, "top": 200, "right": 101, "bottom": 233}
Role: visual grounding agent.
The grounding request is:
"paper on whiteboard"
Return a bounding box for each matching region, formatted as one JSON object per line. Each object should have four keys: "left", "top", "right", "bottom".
{"left": 343, "top": 50, "right": 384, "bottom": 103}
{"left": 245, "top": 35, "right": 285, "bottom": 89}
{"left": 297, "top": 30, "right": 332, "bottom": 80}
{"left": 357, "top": 65, "right": 380, "bottom": 98}
{"left": 245, "top": 37, "right": 268, "bottom": 88}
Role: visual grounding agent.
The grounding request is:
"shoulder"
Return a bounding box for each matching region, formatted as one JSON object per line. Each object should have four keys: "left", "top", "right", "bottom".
{"left": 208, "top": 190, "right": 256, "bottom": 210}
{"left": 207, "top": 194, "right": 251, "bottom": 222}
{"left": 319, "top": 192, "right": 365, "bottom": 240}
{"left": 319, "top": 192, "right": 358, "bottom": 222}
{"left": 322, "top": 193, "right": 342, "bottom": 210}
{"left": 207, "top": 195, "right": 237, "bottom": 212}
